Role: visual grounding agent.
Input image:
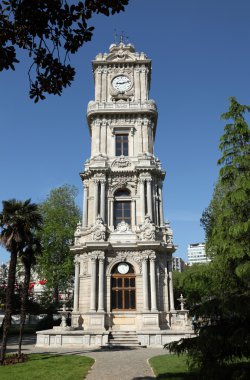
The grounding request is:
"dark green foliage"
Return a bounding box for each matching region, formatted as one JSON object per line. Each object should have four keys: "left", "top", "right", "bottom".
{"left": 0, "top": 199, "right": 42, "bottom": 363}
{"left": 167, "top": 98, "right": 250, "bottom": 379}
{"left": 0, "top": 0, "right": 129, "bottom": 101}
{"left": 173, "top": 264, "right": 213, "bottom": 310}
{"left": 37, "top": 184, "right": 80, "bottom": 302}
{"left": 36, "top": 314, "right": 61, "bottom": 331}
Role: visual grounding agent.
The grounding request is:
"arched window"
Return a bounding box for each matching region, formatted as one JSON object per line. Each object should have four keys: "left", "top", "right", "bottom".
{"left": 111, "top": 263, "right": 136, "bottom": 310}
{"left": 114, "top": 188, "right": 131, "bottom": 227}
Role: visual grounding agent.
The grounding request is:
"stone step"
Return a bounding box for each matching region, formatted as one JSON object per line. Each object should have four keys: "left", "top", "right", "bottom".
{"left": 106, "top": 331, "right": 141, "bottom": 348}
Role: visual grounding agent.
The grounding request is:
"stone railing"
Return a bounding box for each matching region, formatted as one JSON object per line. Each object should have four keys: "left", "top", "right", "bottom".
{"left": 87, "top": 100, "right": 157, "bottom": 115}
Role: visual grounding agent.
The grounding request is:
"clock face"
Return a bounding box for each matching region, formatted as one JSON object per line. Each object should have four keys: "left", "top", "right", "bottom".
{"left": 117, "top": 263, "right": 129, "bottom": 274}
{"left": 112, "top": 75, "right": 132, "bottom": 92}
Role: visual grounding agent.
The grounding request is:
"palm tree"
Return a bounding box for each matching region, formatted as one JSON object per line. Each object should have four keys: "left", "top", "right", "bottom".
{"left": 18, "top": 236, "right": 42, "bottom": 356}
{"left": 0, "top": 199, "right": 42, "bottom": 364}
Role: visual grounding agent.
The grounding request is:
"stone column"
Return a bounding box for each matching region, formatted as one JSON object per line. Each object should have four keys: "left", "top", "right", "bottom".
{"left": 142, "top": 258, "right": 149, "bottom": 311}
{"left": 111, "top": 129, "right": 115, "bottom": 156}
{"left": 147, "top": 179, "right": 153, "bottom": 219}
{"left": 101, "top": 69, "right": 107, "bottom": 102}
{"left": 100, "top": 180, "right": 106, "bottom": 222}
{"left": 110, "top": 199, "right": 114, "bottom": 229}
{"left": 143, "top": 121, "right": 149, "bottom": 153}
{"left": 93, "top": 180, "right": 99, "bottom": 220}
{"left": 90, "top": 256, "right": 97, "bottom": 311}
{"left": 158, "top": 184, "right": 164, "bottom": 226}
{"left": 155, "top": 195, "right": 159, "bottom": 226}
{"left": 140, "top": 68, "right": 146, "bottom": 101}
{"left": 73, "top": 259, "right": 80, "bottom": 311}
{"left": 134, "top": 68, "right": 140, "bottom": 101}
{"left": 98, "top": 255, "right": 105, "bottom": 311}
{"left": 168, "top": 260, "right": 175, "bottom": 311}
{"left": 95, "top": 69, "right": 102, "bottom": 102}
{"left": 150, "top": 255, "right": 157, "bottom": 311}
{"left": 130, "top": 127, "right": 134, "bottom": 156}
{"left": 131, "top": 199, "right": 136, "bottom": 228}
{"left": 140, "top": 180, "right": 145, "bottom": 222}
{"left": 82, "top": 183, "right": 88, "bottom": 227}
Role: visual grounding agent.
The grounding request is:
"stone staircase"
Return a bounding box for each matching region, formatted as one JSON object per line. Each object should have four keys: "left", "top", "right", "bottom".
{"left": 106, "top": 331, "right": 142, "bottom": 348}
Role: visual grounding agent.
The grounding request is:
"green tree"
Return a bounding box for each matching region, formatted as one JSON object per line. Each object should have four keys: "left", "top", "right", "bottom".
{"left": 173, "top": 264, "right": 213, "bottom": 311}
{"left": 167, "top": 98, "right": 250, "bottom": 379}
{"left": 0, "top": 0, "right": 129, "bottom": 101}
{"left": 0, "top": 199, "right": 42, "bottom": 364}
{"left": 37, "top": 184, "right": 80, "bottom": 303}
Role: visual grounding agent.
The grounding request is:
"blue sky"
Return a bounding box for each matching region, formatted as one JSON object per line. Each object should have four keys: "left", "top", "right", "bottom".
{"left": 1, "top": 0, "right": 250, "bottom": 263}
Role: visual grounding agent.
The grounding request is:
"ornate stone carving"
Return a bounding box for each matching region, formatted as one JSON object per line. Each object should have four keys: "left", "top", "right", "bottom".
{"left": 91, "top": 250, "right": 105, "bottom": 257}
{"left": 114, "top": 251, "right": 143, "bottom": 273}
{"left": 165, "top": 219, "right": 173, "bottom": 244}
{"left": 92, "top": 216, "right": 106, "bottom": 241}
{"left": 111, "top": 155, "right": 132, "bottom": 169}
{"left": 115, "top": 221, "right": 131, "bottom": 233}
{"left": 139, "top": 215, "right": 156, "bottom": 241}
{"left": 74, "top": 221, "right": 82, "bottom": 245}
{"left": 142, "top": 249, "right": 155, "bottom": 257}
{"left": 81, "top": 261, "right": 88, "bottom": 275}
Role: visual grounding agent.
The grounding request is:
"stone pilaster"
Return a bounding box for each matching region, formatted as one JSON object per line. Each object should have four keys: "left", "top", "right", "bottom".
{"left": 93, "top": 180, "right": 99, "bottom": 220}
{"left": 168, "top": 259, "right": 175, "bottom": 311}
{"left": 149, "top": 253, "right": 157, "bottom": 311}
{"left": 140, "top": 179, "right": 145, "bottom": 222}
{"left": 131, "top": 199, "right": 136, "bottom": 228}
{"left": 159, "top": 183, "right": 164, "bottom": 226}
{"left": 73, "top": 257, "right": 80, "bottom": 312}
{"left": 90, "top": 254, "right": 97, "bottom": 311}
{"left": 98, "top": 253, "right": 105, "bottom": 312}
{"left": 110, "top": 199, "right": 114, "bottom": 229}
{"left": 146, "top": 178, "right": 153, "bottom": 220}
{"left": 100, "top": 180, "right": 106, "bottom": 222}
{"left": 142, "top": 257, "right": 149, "bottom": 311}
{"left": 82, "top": 182, "right": 88, "bottom": 227}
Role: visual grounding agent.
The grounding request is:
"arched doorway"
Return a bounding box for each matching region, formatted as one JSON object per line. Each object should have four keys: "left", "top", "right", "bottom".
{"left": 111, "top": 262, "right": 136, "bottom": 310}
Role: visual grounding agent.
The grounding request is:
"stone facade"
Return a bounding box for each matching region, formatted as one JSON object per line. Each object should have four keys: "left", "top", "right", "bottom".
{"left": 70, "top": 42, "right": 175, "bottom": 331}
{"left": 36, "top": 41, "right": 193, "bottom": 348}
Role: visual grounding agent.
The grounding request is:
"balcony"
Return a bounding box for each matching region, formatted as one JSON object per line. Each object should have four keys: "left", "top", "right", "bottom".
{"left": 87, "top": 100, "right": 157, "bottom": 119}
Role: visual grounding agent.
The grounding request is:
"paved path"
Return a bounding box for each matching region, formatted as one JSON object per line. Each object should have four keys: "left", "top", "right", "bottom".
{"left": 5, "top": 335, "right": 166, "bottom": 380}
{"left": 85, "top": 347, "right": 164, "bottom": 380}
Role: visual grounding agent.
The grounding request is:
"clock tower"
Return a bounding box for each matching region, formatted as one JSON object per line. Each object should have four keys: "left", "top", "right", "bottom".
{"left": 37, "top": 41, "right": 192, "bottom": 348}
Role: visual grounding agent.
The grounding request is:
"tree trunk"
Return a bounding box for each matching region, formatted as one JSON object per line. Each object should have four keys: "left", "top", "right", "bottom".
{"left": 0, "top": 251, "right": 17, "bottom": 364}
{"left": 18, "top": 263, "right": 31, "bottom": 356}
{"left": 53, "top": 283, "right": 59, "bottom": 305}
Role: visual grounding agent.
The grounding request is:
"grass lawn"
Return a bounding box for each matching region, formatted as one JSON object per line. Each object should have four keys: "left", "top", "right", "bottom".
{"left": 149, "top": 354, "right": 250, "bottom": 380}
{"left": 149, "top": 354, "right": 197, "bottom": 380}
{"left": 0, "top": 354, "right": 94, "bottom": 380}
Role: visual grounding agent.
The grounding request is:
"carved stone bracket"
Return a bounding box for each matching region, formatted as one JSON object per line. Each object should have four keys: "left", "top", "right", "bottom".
{"left": 139, "top": 215, "right": 156, "bottom": 241}
{"left": 74, "top": 221, "right": 82, "bottom": 245}
{"left": 91, "top": 216, "right": 107, "bottom": 241}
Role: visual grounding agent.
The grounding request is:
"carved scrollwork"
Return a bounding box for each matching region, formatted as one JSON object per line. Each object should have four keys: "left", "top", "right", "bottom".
{"left": 111, "top": 155, "right": 132, "bottom": 169}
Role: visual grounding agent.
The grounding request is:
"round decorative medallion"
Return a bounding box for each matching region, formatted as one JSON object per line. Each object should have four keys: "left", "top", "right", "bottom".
{"left": 117, "top": 263, "right": 129, "bottom": 274}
